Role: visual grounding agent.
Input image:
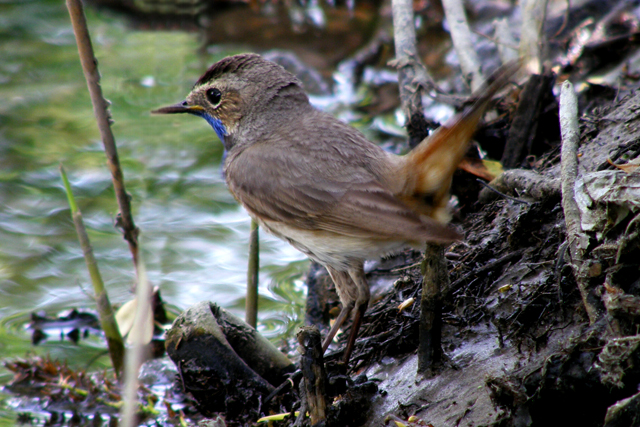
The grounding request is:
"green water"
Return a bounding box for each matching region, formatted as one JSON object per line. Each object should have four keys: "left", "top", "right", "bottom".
{"left": 0, "top": 0, "right": 308, "bottom": 422}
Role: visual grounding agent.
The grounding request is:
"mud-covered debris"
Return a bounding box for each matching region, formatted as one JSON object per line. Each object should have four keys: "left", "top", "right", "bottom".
{"left": 5, "top": 356, "right": 121, "bottom": 424}
{"left": 323, "top": 374, "right": 378, "bottom": 427}
{"left": 605, "top": 390, "right": 640, "bottom": 427}
{"left": 165, "top": 301, "right": 295, "bottom": 425}
{"left": 575, "top": 170, "right": 640, "bottom": 238}
{"left": 595, "top": 335, "right": 640, "bottom": 389}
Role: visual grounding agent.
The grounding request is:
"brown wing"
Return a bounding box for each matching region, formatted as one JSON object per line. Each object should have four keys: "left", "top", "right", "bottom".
{"left": 224, "top": 135, "right": 460, "bottom": 244}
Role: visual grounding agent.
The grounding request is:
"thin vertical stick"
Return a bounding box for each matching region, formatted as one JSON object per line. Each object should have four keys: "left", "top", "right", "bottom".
{"left": 391, "top": 0, "right": 446, "bottom": 374}
{"left": 120, "top": 263, "right": 153, "bottom": 427}
{"left": 61, "top": 165, "right": 124, "bottom": 377}
{"left": 66, "top": 0, "right": 140, "bottom": 274}
{"left": 418, "top": 243, "right": 446, "bottom": 372}
{"left": 519, "top": 0, "right": 549, "bottom": 75}
{"left": 392, "top": 0, "right": 425, "bottom": 125}
{"left": 245, "top": 219, "right": 260, "bottom": 328}
{"left": 441, "top": 0, "right": 484, "bottom": 91}
{"left": 559, "top": 81, "right": 599, "bottom": 324}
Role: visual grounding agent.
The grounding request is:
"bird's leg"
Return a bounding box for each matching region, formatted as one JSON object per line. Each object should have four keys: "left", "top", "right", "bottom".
{"left": 342, "top": 302, "right": 366, "bottom": 364}
{"left": 321, "top": 303, "right": 353, "bottom": 353}
{"left": 342, "top": 265, "right": 370, "bottom": 364}
{"left": 322, "top": 267, "right": 354, "bottom": 353}
{"left": 322, "top": 265, "right": 371, "bottom": 363}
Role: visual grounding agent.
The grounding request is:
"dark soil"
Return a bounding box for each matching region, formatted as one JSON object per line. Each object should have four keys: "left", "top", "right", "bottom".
{"left": 306, "top": 83, "right": 640, "bottom": 427}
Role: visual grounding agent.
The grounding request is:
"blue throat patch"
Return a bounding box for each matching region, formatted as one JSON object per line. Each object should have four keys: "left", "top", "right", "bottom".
{"left": 200, "top": 113, "right": 227, "bottom": 145}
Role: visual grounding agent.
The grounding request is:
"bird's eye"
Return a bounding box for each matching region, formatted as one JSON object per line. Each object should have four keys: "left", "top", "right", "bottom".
{"left": 206, "top": 88, "right": 222, "bottom": 106}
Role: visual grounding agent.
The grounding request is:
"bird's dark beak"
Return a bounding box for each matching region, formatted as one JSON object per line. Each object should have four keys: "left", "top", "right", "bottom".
{"left": 151, "top": 101, "right": 204, "bottom": 115}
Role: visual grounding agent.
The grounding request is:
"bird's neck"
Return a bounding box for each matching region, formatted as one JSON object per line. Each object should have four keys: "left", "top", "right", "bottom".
{"left": 226, "top": 87, "right": 312, "bottom": 150}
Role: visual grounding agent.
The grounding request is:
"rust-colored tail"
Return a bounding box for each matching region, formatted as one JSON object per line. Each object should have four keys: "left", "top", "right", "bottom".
{"left": 397, "top": 60, "right": 520, "bottom": 222}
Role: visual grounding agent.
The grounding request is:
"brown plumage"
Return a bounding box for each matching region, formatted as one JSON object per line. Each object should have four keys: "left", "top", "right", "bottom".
{"left": 153, "top": 53, "right": 517, "bottom": 363}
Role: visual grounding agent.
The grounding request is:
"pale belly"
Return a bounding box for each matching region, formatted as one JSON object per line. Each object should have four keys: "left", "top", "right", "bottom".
{"left": 257, "top": 219, "right": 413, "bottom": 271}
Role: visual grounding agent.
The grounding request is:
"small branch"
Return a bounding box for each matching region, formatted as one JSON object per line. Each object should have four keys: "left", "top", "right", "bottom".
{"left": 559, "top": 81, "right": 585, "bottom": 253}
{"left": 391, "top": 0, "right": 432, "bottom": 145}
{"left": 391, "top": 0, "right": 451, "bottom": 375}
{"left": 447, "top": 249, "right": 525, "bottom": 298}
{"left": 519, "top": 0, "right": 549, "bottom": 75}
{"left": 478, "top": 169, "right": 561, "bottom": 204}
{"left": 60, "top": 165, "right": 124, "bottom": 377}
{"left": 66, "top": 0, "right": 140, "bottom": 275}
{"left": 246, "top": 219, "right": 259, "bottom": 328}
{"left": 493, "top": 17, "right": 520, "bottom": 64}
{"left": 559, "top": 80, "right": 599, "bottom": 324}
{"left": 120, "top": 263, "right": 153, "bottom": 427}
{"left": 441, "top": 0, "right": 484, "bottom": 91}
{"left": 417, "top": 243, "right": 446, "bottom": 373}
{"left": 476, "top": 179, "right": 534, "bottom": 205}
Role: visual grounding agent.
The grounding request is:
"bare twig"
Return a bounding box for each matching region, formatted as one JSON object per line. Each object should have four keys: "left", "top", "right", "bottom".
{"left": 391, "top": 0, "right": 428, "bottom": 123}
{"left": 447, "top": 249, "right": 526, "bottom": 297}
{"left": 60, "top": 165, "right": 124, "bottom": 377}
{"left": 66, "top": 0, "right": 140, "bottom": 275}
{"left": 391, "top": 0, "right": 446, "bottom": 374}
{"left": 246, "top": 219, "right": 259, "bottom": 328}
{"left": 478, "top": 169, "right": 560, "bottom": 204}
{"left": 493, "top": 17, "right": 520, "bottom": 64}
{"left": 559, "top": 80, "right": 599, "bottom": 324}
{"left": 418, "top": 243, "right": 446, "bottom": 373}
{"left": 65, "top": 4, "right": 149, "bottom": 424}
{"left": 441, "top": 0, "right": 484, "bottom": 91}
{"left": 476, "top": 179, "right": 534, "bottom": 205}
{"left": 120, "top": 263, "right": 153, "bottom": 427}
{"left": 551, "top": 0, "right": 571, "bottom": 39}
{"left": 390, "top": 0, "right": 440, "bottom": 146}
{"left": 390, "top": 0, "right": 472, "bottom": 126}
{"left": 519, "top": 0, "right": 549, "bottom": 75}
{"left": 559, "top": 81, "right": 585, "bottom": 257}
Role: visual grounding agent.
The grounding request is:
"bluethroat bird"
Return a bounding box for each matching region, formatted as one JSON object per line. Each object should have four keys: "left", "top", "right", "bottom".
{"left": 153, "top": 54, "right": 516, "bottom": 363}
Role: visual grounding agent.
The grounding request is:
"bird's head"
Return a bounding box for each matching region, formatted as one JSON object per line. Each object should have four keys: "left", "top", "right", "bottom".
{"left": 152, "top": 53, "right": 308, "bottom": 149}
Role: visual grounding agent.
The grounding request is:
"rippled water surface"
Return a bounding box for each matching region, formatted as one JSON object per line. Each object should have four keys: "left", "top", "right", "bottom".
{"left": 0, "top": 0, "right": 310, "bottom": 422}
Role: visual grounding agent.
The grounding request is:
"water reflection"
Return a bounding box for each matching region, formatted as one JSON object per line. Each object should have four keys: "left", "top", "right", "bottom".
{"left": 0, "top": 0, "right": 309, "bottom": 395}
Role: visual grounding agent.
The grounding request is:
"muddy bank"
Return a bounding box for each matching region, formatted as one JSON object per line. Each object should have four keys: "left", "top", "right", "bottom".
{"left": 331, "top": 85, "right": 640, "bottom": 426}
